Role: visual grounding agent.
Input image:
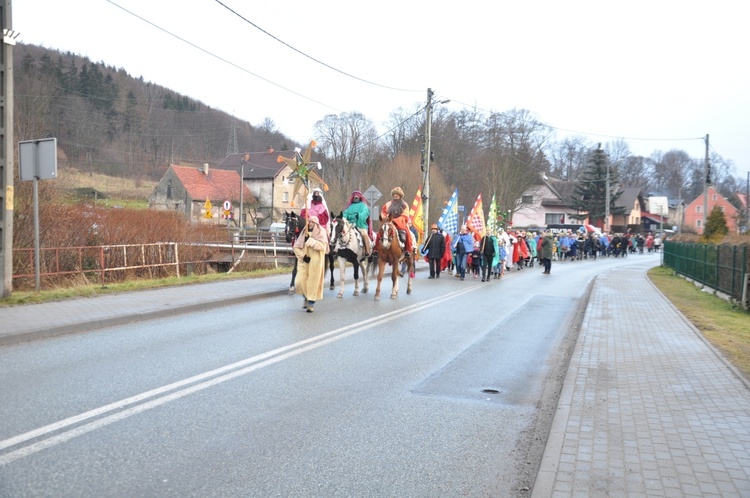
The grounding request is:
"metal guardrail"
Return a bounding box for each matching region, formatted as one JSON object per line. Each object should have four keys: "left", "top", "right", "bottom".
{"left": 12, "top": 240, "right": 295, "bottom": 290}
{"left": 663, "top": 241, "right": 749, "bottom": 310}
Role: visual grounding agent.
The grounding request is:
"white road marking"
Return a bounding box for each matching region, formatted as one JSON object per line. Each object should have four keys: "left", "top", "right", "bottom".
{"left": 0, "top": 285, "right": 480, "bottom": 465}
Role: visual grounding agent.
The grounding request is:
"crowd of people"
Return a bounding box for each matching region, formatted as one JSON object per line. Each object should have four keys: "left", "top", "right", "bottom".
{"left": 290, "top": 184, "right": 663, "bottom": 311}
{"left": 422, "top": 227, "right": 662, "bottom": 279}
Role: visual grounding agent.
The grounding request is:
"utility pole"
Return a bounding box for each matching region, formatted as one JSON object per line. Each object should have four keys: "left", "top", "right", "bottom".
{"left": 1, "top": 0, "right": 15, "bottom": 298}
{"left": 239, "top": 153, "right": 249, "bottom": 234}
{"left": 703, "top": 133, "right": 710, "bottom": 233}
{"left": 421, "top": 89, "right": 434, "bottom": 235}
{"left": 421, "top": 88, "right": 449, "bottom": 236}
{"left": 603, "top": 145, "right": 610, "bottom": 234}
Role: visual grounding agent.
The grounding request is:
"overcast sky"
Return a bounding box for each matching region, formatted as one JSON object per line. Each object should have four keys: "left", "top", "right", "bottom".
{"left": 13, "top": 0, "right": 750, "bottom": 184}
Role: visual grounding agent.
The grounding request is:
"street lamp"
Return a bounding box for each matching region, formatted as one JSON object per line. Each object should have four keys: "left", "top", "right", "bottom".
{"left": 422, "top": 88, "right": 449, "bottom": 235}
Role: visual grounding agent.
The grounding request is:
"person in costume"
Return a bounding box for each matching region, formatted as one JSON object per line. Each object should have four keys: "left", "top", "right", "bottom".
{"left": 378, "top": 187, "right": 414, "bottom": 254}
{"left": 342, "top": 190, "right": 372, "bottom": 255}
{"left": 293, "top": 215, "right": 329, "bottom": 312}
{"left": 305, "top": 187, "right": 329, "bottom": 228}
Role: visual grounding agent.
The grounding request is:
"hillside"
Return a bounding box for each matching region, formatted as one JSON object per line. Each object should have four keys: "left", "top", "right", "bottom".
{"left": 14, "top": 43, "right": 300, "bottom": 182}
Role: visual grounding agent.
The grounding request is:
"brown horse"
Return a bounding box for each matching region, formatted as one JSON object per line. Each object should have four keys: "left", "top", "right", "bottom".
{"left": 372, "top": 220, "right": 413, "bottom": 300}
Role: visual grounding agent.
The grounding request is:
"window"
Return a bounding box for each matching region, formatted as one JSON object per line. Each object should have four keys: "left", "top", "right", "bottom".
{"left": 696, "top": 219, "right": 702, "bottom": 228}
{"left": 545, "top": 213, "right": 564, "bottom": 224}
{"left": 522, "top": 195, "right": 533, "bottom": 204}
{"left": 282, "top": 192, "right": 289, "bottom": 203}
{"left": 696, "top": 205, "right": 702, "bottom": 213}
{"left": 712, "top": 194, "right": 717, "bottom": 201}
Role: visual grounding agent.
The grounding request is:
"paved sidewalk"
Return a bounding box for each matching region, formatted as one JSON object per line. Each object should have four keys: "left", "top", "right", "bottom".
{"left": 532, "top": 266, "right": 750, "bottom": 497}
{"left": 0, "top": 274, "right": 292, "bottom": 346}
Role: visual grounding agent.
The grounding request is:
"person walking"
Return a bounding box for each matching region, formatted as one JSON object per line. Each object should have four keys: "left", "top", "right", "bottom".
{"left": 480, "top": 233, "right": 496, "bottom": 282}
{"left": 293, "top": 215, "right": 329, "bottom": 312}
{"left": 423, "top": 223, "right": 446, "bottom": 278}
{"left": 342, "top": 190, "right": 372, "bottom": 256}
{"left": 541, "top": 230, "right": 553, "bottom": 275}
{"left": 455, "top": 227, "right": 475, "bottom": 281}
{"left": 470, "top": 241, "right": 482, "bottom": 279}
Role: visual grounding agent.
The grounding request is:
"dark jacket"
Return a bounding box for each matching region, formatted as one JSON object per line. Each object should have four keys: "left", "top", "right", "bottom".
{"left": 480, "top": 235, "right": 496, "bottom": 259}
{"left": 541, "top": 235, "right": 554, "bottom": 260}
{"left": 423, "top": 230, "right": 446, "bottom": 260}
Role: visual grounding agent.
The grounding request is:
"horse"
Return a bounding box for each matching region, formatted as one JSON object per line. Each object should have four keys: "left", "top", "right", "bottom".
{"left": 372, "top": 219, "right": 413, "bottom": 300}
{"left": 331, "top": 214, "right": 371, "bottom": 298}
{"left": 284, "top": 211, "right": 304, "bottom": 293}
{"left": 284, "top": 210, "right": 336, "bottom": 293}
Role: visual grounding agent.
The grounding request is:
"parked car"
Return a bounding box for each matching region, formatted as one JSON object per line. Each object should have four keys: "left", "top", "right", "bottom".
{"left": 269, "top": 222, "right": 286, "bottom": 234}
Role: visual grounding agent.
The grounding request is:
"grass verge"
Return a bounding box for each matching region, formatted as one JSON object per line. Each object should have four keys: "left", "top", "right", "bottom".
{"left": 648, "top": 266, "right": 750, "bottom": 380}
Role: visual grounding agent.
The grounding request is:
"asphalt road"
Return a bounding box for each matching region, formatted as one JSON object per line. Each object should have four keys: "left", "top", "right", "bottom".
{"left": 0, "top": 254, "right": 654, "bottom": 497}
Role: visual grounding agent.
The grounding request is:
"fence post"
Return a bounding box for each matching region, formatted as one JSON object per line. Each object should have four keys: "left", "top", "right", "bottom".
{"left": 100, "top": 245, "right": 105, "bottom": 287}
{"left": 175, "top": 243, "right": 180, "bottom": 278}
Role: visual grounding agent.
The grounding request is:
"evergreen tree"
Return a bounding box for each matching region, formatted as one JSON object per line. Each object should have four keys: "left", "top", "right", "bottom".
{"left": 701, "top": 205, "right": 729, "bottom": 243}
{"left": 570, "top": 145, "right": 625, "bottom": 227}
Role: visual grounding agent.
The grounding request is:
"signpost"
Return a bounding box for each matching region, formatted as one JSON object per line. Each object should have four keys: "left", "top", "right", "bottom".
{"left": 364, "top": 185, "right": 381, "bottom": 224}
{"left": 18, "top": 138, "right": 58, "bottom": 291}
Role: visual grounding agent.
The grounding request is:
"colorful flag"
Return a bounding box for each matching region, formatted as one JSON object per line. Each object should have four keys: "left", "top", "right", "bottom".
{"left": 437, "top": 189, "right": 459, "bottom": 237}
{"left": 487, "top": 194, "right": 498, "bottom": 235}
{"left": 466, "top": 193, "right": 486, "bottom": 241}
{"left": 409, "top": 185, "right": 424, "bottom": 246}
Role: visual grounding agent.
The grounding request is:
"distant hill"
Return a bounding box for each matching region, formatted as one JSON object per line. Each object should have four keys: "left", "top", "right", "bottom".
{"left": 14, "top": 43, "right": 301, "bottom": 181}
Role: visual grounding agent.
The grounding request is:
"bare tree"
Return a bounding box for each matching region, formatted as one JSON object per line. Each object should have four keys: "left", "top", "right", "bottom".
{"left": 546, "top": 136, "right": 594, "bottom": 180}
{"left": 649, "top": 149, "right": 695, "bottom": 199}
{"left": 314, "top": 112, "right": 379, "bottom": 198}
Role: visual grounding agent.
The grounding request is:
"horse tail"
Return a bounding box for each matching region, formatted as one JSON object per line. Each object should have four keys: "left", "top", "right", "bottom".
{"left": 369, "top": 251, "right": 379, "bottom": 277}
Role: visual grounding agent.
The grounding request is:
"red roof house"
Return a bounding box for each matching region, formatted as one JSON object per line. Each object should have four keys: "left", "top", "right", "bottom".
{"left": 149, "top": 163, "right": 253, "bottom": 223}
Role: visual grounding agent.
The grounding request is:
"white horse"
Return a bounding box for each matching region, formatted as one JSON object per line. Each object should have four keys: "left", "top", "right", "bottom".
{"left": 331, "top": 216, "right": 371, "bottom": 298}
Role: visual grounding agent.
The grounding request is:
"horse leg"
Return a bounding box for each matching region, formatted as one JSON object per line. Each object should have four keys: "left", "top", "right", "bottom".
{"left": 289, "top": 258, "right": 297, "bottom": 294}
{"left": 360, "top": 259, "right": 369, "bottom": 294}
{"left": 390, "top": 261, "right": 399, "bottom": 299}
{"left": 329, "top": 253, "right": 336, "bottom": 290}
{"left": 337, "top": 257, "right": 345, "bottom": 299}
{"left": 374, "top": 260, "right": 385, "bottom": 300}
{"left": 352, "top": 260, "right": 360, "bottom": 296}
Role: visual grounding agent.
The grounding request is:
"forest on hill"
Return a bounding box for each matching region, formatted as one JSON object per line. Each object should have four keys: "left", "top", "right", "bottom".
{"left": 15, "top": 43, "right": 295, "bottom": 182}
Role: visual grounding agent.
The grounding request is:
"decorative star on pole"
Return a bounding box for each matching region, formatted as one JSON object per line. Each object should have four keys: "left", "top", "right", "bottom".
{"left": 277, "top": 140, "right": 329, "bottom": 207}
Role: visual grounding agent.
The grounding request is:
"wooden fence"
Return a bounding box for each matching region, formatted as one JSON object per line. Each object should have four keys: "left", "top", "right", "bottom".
{"left": 12, "top": 240, "right": 295, "bottom": 291}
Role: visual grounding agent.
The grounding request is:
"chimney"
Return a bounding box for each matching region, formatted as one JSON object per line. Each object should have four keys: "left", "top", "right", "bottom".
{"left": 203, "top": 163, "right": 209, "bottom": 175}
{"left": 267, "top": 146, "right": 274, "bottom": 153}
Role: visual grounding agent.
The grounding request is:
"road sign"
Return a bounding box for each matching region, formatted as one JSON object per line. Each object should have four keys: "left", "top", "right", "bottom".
{"left": 19, "top": 138, "right": 58, "bottom": 181}
{"left": 223, "top": 200, "right": 232, "bottom": 211}
{"left": 364, "top": 185, "right": 381, "bottom": 204}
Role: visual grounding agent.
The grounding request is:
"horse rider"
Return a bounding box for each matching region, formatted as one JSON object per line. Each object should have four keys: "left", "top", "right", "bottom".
{"left": 304, "top": 187, "right": 329, "bottom": 228}
{"left": 379, "top": 187, "right": 414, "bottom": 255}
{"left": 342, "top": 190, "right": 373, "bottom": 256}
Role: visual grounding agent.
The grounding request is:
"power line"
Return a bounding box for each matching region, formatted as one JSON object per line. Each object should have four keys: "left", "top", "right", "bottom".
{"left": 213, "top": 0, "right": 422, "bottom": 94}
{"left": 105, "top": 0, "right": 344, "bottom": 115}
{"left": 443, "top": 95, "right": 705, "bottom": 148}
